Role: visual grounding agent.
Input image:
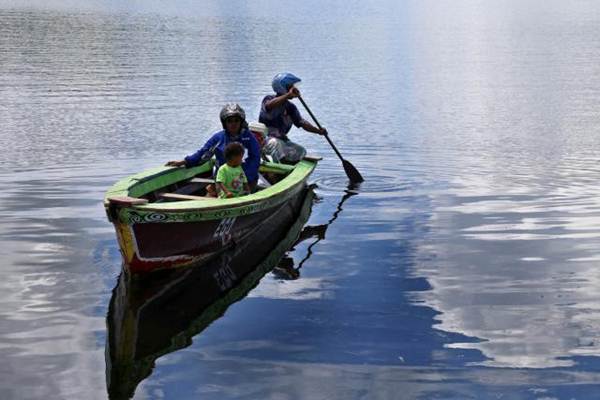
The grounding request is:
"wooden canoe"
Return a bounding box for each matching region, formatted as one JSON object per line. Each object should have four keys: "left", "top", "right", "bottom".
{"left": 104, "top": 157, "right": 319, "bottom": 274}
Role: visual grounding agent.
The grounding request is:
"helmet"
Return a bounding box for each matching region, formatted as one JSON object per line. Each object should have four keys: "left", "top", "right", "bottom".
{"left": 272, "top": 72, "right": 301, "bottom": 95}
{"left": 248, "top": 121, "right": 268, "bottom": 138}
{"left": 219, "top": 103, "right": 246, "bottom": 128}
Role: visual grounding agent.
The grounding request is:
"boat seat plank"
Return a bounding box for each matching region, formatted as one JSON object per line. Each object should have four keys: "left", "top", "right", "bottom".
{"left": 304, "top": 154, "right": 322, "bottom": 162}
{"left": 160, "top": 193, "right": 212, "bottom": 201}
{"left": 107, "top": 196, "right": 149, "bottom": 206}
{"left": 190, "top": 177, "right": 215, "bottom": 184}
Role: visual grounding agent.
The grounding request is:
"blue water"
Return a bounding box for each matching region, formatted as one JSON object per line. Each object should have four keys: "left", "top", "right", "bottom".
{"left": 2, "top": 1, "right": 600, "bottom": 398}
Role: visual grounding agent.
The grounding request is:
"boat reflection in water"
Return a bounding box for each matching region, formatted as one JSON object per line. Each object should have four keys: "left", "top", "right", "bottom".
{"left": 106, "top": 185, "right": 354, "bottom": 399}
{"left": 271, "top": 188, "right": 357, "bottom": 280}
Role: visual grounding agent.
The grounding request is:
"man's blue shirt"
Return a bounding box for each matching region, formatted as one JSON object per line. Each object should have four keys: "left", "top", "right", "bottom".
{"left": 259, "top": 95, "right": 307, "bottom": 139}
{"left": 184, "top": 128, "right": 260, "bottom": 183}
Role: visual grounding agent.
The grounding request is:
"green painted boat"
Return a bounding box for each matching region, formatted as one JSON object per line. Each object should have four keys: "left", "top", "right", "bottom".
{"left": 104, "top": 157, "right": 319, "bottom": 274}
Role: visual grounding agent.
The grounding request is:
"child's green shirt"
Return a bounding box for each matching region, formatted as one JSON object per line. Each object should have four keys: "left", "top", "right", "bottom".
{"left": 216, "top": 164, "right": 248, "bottom": 198}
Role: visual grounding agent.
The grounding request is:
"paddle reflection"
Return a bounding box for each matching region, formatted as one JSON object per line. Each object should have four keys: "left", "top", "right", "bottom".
{"left": 105, "top": 188, "right": 317, "bottom": 400}
{"left": 272, "top": 188, "right": 357, "bottom": 280}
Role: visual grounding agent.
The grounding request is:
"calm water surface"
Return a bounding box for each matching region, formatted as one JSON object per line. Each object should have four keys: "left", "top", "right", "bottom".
{"left": 3, "top": 1, "right": 600, "bottom": 398}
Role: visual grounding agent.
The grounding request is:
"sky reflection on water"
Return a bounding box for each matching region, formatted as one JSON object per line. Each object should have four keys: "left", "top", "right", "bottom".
{"left": 2, "top": 1, "right": 600, "bottom": 399}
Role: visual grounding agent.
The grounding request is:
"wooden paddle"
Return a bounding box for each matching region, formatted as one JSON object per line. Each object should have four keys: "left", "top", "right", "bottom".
{"left": 297, "top": 95, "right": 364, "bottom": 183}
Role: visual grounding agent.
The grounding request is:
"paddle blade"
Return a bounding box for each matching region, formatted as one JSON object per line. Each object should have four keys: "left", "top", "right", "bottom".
{"left": 342, "top": 159, "right": 364, "bottom": 183}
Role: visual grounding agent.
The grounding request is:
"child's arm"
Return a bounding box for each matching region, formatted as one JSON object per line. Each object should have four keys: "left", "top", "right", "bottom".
{"left": 216, "top": 182, "right": 233, "bottom": 198}
{"left": 243, "top": 182, "right": 251, "bottom": 195}
{"left": 216, "top": 166, "right": 233, "bottom": 198}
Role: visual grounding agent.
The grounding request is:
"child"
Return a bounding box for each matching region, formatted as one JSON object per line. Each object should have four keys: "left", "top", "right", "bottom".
{"left": 216, "top": 142, "right": 250, "bottom": 199}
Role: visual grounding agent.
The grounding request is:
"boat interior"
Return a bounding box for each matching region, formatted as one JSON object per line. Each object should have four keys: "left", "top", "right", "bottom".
{"left": 147, "top": 162, "right": 301, "bottom": 204}
{"left": 105, "top": 155, "right": 321, "bottom": 209}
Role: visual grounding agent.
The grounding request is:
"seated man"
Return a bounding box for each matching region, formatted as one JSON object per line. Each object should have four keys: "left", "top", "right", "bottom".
{"left": 166, "top": 103, "right": 260, "bottom": 191}
{"left": 259, "top": 72, "right": 327, "bottom": 163}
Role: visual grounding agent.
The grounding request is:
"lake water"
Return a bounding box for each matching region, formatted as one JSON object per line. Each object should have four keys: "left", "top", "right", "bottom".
{"left": 3, "top": 1, "right": 600, "bottom": 398}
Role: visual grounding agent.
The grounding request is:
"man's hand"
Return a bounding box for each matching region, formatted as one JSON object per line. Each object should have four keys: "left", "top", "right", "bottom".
{"left": 166, "top": 160, "right": 186, "bottom": 167}
{"left": 286, "top": 86, "right": 300, "bottom": 99}
{"left": 300, "top": 120, "right": 328, "bottom": 136}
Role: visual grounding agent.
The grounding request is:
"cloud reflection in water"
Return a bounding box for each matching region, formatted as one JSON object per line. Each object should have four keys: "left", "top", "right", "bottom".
{"left": 414, "top": 180, "right": 600, "bottom": 368}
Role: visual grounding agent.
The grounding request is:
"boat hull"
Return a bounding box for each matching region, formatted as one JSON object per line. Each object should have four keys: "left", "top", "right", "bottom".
{"left": 113, "top": 189, "right": 306, "bottom": 273}
{"left": 105, "top": 160, "right": 317, "bottom": 274}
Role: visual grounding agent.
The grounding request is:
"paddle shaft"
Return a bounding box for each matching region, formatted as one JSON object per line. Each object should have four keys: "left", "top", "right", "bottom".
{"left": 297, "top": 94, "right": 364, "bottom": 183}
{"left": 297, "top": 95, "right": 345, "bottom": 161}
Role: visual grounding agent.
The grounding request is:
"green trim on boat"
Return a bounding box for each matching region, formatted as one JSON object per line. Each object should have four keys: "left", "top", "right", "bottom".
{"left": 104, "top": 162, "right": 214, "bottom": 202}
{"left": 104, "top": 159, "right": 317, "bottom": 224}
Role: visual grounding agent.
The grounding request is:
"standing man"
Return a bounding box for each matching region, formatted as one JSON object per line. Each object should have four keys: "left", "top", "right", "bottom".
{"left": 259, "top": 73, "right": 327, "bottom": 163}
